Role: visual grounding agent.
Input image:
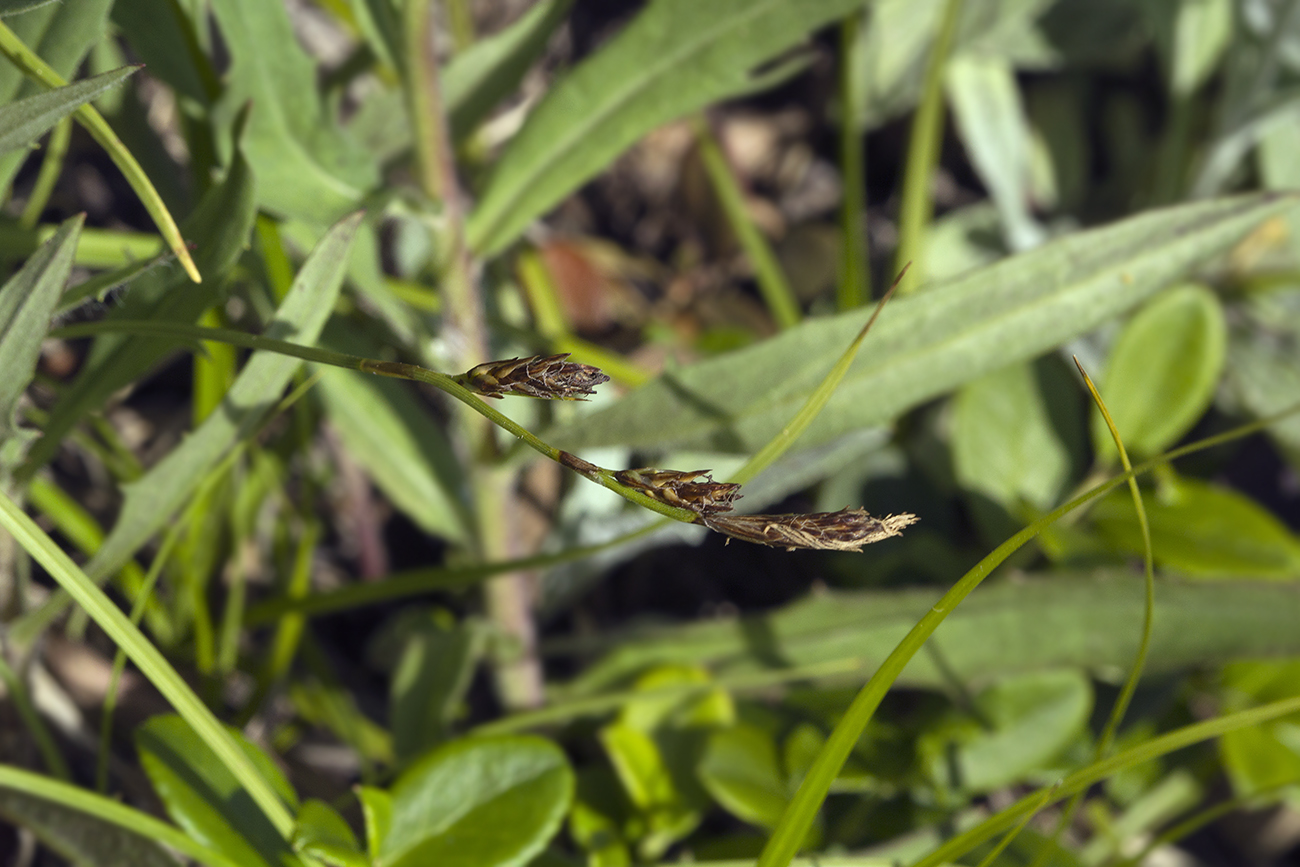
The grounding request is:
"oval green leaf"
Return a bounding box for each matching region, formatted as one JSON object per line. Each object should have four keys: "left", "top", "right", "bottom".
{"left": 381, "top": 736, "right": 573, "bottom": 867}
{"left": 697, "top": 723, "right": 788, "bottom": 828}
{"left": 1092, "top": 283, "right": 1227, "bottom": 461}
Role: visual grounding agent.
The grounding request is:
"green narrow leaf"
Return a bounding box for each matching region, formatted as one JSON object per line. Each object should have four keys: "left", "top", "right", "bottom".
{"left": 1091, "top": 477, "right": 1300, "bottom": 578}
{"left": 0, "top": 213, "right": 80, "bottom": 477}
{"left": 945, "top": 53, "right": 1045, "bottom": 251}
{"left": 0, "top": 65, "right": 138, "bottom": 155}
{"left": 1092, "top": 283, "right": 1227, "bottom": 461}
{"left": 0, "top": 0, "right": 113, "bottom": 192}
{"left": 444, "top": 0, "right": 575, "bottom": 141}
{"left": 466, "top": 0, "right": 864, "bottom": 255}
{"left": 0, "top": 766, "right": 242, "bottom": 867}
{"left": 136, "top": 715, "right": 297, "bottom": 867}
{"left": 209, "top": 0, "right": 377, "bottom": 222}
{"left": 563, "top": 571, "right": 1300, "bottom": 697}
{"left": 550, "top": 193, "right": 1290, "bottom": 454}
{"left": 389, "top": 613, "right": 484, "bottom": 762}
{"left": 20, "top": 146, "right": 257, "bottom": 479}
{"left": 84, "top": 211, "right": 362, "bottom": 584}
{"left": 381, "top": 736, "right": 573, "bottom": 867}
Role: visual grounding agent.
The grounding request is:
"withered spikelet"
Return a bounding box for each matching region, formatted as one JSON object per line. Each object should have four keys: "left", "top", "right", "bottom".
{"left": 703, "top": 508, "right": 918, "bottom": 552}
{"left": 613, "top": 468, "right": 742, "bottom": 516}
{"left": 460, "top": 353, "right": 610, "bottom": 400}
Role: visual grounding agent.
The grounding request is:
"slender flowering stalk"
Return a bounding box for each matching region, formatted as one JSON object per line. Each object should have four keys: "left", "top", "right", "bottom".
{"left": 703, "top": 508, "right": 918, "bottom": 552}
{"left": 612, "top": 468, "right": 743, "bottom": 516}
{"left": 457, "top": 353, "right": 610, "bottom": 400}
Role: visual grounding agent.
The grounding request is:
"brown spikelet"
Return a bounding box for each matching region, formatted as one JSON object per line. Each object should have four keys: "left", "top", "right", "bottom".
{"left": 613, "top": 467, "right": 742, "bottom": 516}
{"left": 459, "top": 353, "right": 610, "bottom": 400}
{"left": 703, "top": 508, "right": 917, "bottom": 552}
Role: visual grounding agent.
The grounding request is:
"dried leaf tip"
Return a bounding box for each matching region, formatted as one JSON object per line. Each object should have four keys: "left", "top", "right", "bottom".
{"left": 460, "top": 353, "right": 610, "bottom": 400}
{"left": 703, "top": 508, "right": 918, "bottom": 552}
{"left": 614, "top": 467, "right": 742, "bottom": 516}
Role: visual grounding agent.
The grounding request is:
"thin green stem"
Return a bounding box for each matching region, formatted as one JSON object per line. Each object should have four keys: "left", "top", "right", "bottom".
{"left": 894, "top": 0, "right": 965, "bottom": 290}
{"left": 837, "top": 11, "right": 870, "bottom": 308}
{"left": 974, "top": 782, "right": 1060, "bottom": 867}
{"left": 18, "top": 116, "right": 71, "bottom": 230}
{"left": 693, "top": 114, "right": 802, "bottom": 328}
{"left": 52, "top": 320, "right": 699, "bottom": 524}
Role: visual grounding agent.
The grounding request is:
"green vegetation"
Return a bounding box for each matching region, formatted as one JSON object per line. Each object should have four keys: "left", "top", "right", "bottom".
{"left": 1, "top": 1, "right": 1300, "bottom": 866}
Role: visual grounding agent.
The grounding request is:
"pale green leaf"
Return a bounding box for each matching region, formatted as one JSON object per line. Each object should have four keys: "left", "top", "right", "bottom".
{"left": 550, "top": 193, "right": 1291, "bottom": 455}
{"left": 0, "top": 65, "right": 137, "bottom": 155}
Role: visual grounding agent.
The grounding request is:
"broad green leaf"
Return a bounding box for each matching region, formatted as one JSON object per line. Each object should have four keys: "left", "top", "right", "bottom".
{"left": 569, "top": 769, "right": 633, "bottom": 867}
{"left": 0, "top": 213, "right": 80, "bottom": 478}
{"left": 209, "top": 0, "right": 377, "bottom": 222}
{"left": 561, "top": 571, "right": 1300, "bottom": 697}
{"left": 0, "top": 785, "right": 180, "bottom": 867}
{"left": 390, "top": 612, "right": 484, "bottom": 762}
{"left": 466, "top": 0, "right": 864, "bottom": 256}
{"left": 924, "top": 670, "right": 1092, "bottom": 793}
{"left": 945, "top": 53, "right": 1045, "bottom": 251}
{"left": 1219, "top": 660, "right": 1300, "bottom": 797}
{"left": 0, "top": 65, "right": 137, "bottom": 155}
{"left": 697, "top": 724, "right": 788, "bottom": 828}
{"left": 617, "top": 665, "right": 735, "bottom": 732}
{"left": 1092, "top": 283, "right": 1226, "bottom": 461}
{"left": 550, "top": 193, "right": 1291, "bottom": 455}
{"left": 0, "top": 0, "right": 113, "bottom": 191}
{"left": 444, "top": 0, "right": 575, "bottom": 141}
{"left": 381, "top": 736, "right": 573, "bottom": 867}
{"left": 20, "top": 145, "right": 257, "bottom": 478}
{"left": 1091, "top": 477, "right": 1300, "bottom": 578}
{"left": 294, "top": 799, "right": 367, "bottom": 867}
{"left": 136, "top": 715, "right": 298, "bottom": 867}
{"left": 77, "top": 212, "right": 361, "bottom": 586}
{"left": 951, "top": 358, "right": 1080, "bottom": 512}
{"left": 315, "top": 326, "right": 470, "bottom": 545}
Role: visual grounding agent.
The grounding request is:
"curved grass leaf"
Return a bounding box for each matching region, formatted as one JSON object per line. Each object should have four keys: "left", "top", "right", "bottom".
{"left": 209, "top": 0, "right": 378, "bottom": 222}
{"left": 0, "top": 766, "right": 240, "bottom": 867}
{"left": 85, "top": 212, "right": 362, "bottom": 582}
{"left": 550, "top": 193, "right": 1294, "bottom": 455}
{"left": 15, "top": 213, "right": 362, "bottom": 642}
{"left": 466, "top": 0, "right": 864, "bottom": 256}
{"left": 20, "top": 147, "right": 257, "bottom": 480}
{"left": 0, "top": 65, "right": 138, "bottom": 155}
{"left": 136, "top": 715, "right": 298, "bottom": 867}
{"left": 0, "top": 0, "right": 111, "bottom": 190}
{"left": 0, "top": 783, "right": 180, "bottom": 866}
{"left": 0, "top": 494, "right": 297, "bottom": 838}
{"left": 0, "top": 213, "right": 79, "bottom": 476}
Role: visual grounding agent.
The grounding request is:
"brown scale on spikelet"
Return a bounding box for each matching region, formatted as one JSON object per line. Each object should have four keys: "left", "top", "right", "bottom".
{"left": 459, "top": 353, "right": 610, "bottom": 400}
{"left": 703, "top": 508, "right": 918, "bottom": 552}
